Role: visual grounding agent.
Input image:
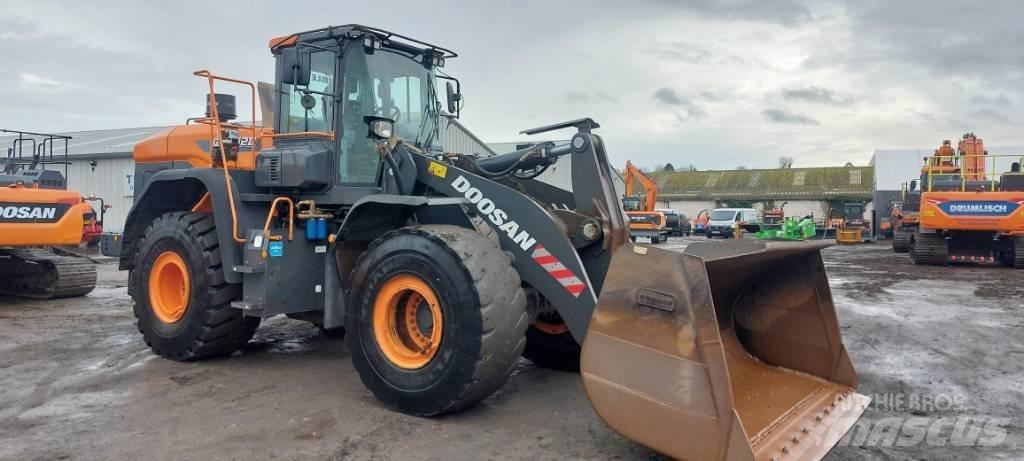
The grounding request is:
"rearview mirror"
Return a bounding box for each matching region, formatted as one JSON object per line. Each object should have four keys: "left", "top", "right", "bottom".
{"left": 280, "top": 47, "right": 311, "bottom": 87}
{"left": 909, "top": 179, "right": 918, "bottom": 191}
{"left": 446, "top": 81, "right": 462, "bottom": 117}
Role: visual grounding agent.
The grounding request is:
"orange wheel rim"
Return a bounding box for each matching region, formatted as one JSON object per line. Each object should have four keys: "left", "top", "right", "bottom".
{"left": 533, "top": 318, "right": 569, "bottom": 335}
{"left": 373, "top": 274, "right": 443, "bottom": 369}
{"left": 149, "top": 251, "right": 190, "bottom": 324}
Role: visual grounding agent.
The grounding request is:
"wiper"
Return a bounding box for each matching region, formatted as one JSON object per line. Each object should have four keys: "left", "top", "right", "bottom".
{"left": 414, "top": 77, "right": 439, "bottom": 148}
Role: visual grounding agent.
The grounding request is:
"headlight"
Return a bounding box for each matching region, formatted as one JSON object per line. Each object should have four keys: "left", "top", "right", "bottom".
{"left": 371, "top": 120, "right": 393, "bottom": 139}
{"left": 363, "top": 116, "right": 395, "bottom": 140}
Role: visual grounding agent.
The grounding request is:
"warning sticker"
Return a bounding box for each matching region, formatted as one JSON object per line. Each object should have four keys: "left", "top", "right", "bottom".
{"left": 428, "top": 161, "right": 448, "bottom": 179}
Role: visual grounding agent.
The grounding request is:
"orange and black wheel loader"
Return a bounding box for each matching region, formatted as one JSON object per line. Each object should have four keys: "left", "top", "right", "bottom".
{"left": 118, "top": 25, "right": 869, "bottom": 460}
{"left": 0, "top": 130, "right": 98, "bottom": 298}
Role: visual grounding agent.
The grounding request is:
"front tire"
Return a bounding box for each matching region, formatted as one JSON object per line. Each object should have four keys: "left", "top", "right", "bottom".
{"left": 129, "top": 212, "right": 259, "bottom": 361}
{"left": 346, "top": 225, "right": 528, "bottom": 416}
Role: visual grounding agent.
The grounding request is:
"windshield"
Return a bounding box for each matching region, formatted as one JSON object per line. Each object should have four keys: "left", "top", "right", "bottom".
{"left": 709, "top": 210, "right": 737, "bottom": 221}
{"left": 345, "top": 48, "right": 440, "bottom": 147}
{"left": 622, "top": 197, "right": 642, "bottom": 211}
{"left": 338, "top": 46, "right": 441, "bottom": 184}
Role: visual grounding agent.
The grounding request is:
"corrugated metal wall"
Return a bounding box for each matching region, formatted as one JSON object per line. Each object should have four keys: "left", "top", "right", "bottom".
{"left": 65, "top": 157, "right": 136, "bottom": 231}
{"left": 439, "top": 116, "right": 495, "bottom": 156}
{"left": 665, "top": 200, "right": 718, "bottom": 220}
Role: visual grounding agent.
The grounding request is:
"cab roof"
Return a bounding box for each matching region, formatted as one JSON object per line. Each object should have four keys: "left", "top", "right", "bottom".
{"left": 268, "top": 24, "right": 457, "bottom": 60}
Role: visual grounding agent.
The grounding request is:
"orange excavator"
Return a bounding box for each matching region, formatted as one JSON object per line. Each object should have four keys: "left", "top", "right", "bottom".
{"left": 622, "top": 160, "right": 668, "bottom": 243}
{"left": 0, "top": 130, "right": 98, "bottom": 298}
{"left": 911, "top": 133, "right": 1024, "bottom": 266}
{"left": 890, "top": 181, "right": 921, "bottom": 253}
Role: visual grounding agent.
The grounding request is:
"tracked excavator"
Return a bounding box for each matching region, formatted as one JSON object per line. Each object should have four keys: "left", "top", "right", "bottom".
{"left": 891, "top": 181, "right": 921, "bottom": 253}
{"left": 0, "top": 130, "right": 98, "bottom": 298}
{"left": 911, "top": 134, "right": 1024, "bottom": 266}
{"left": 622, "top": 160, "right": 668, "bottom": 243}
{"left": 119, "top": 25, "right": 868, "bottom": 460}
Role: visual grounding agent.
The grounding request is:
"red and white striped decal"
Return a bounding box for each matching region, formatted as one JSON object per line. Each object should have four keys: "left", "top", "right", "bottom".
{"left": 531, "top": 245, "right": 586, "bottom": 297}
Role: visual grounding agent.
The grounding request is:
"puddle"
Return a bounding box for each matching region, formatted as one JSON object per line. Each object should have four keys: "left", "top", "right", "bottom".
{"left": 17, "top": 390, "right": 124, "bottom": 420}
{"left": 87, "top": 286, "right": 129, "bottom": 299}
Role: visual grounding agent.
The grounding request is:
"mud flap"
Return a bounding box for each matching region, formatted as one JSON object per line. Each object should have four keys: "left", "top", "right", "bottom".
{"left": 581, "top": 240, "right": 869, "bottom": 461}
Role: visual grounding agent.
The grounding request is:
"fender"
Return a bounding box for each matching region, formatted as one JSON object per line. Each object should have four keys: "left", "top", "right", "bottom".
{"left": 120, "top": 168, "right": 261, "bottom": 284}
{"left": 320, "top": 194, "right": 471, "bottom": 330}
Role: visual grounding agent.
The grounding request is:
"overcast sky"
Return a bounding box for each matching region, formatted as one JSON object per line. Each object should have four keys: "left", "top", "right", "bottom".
{"left": 2, "top": 0, "right": 1022, "bottom": 169}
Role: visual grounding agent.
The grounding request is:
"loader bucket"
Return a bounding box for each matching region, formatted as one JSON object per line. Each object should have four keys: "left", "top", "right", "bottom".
{"left": 581, "top": 240, "right": 869, "bottom": 461}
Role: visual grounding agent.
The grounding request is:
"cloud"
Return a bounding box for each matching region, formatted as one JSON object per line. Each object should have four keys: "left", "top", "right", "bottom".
{"left": 658, "top": 0, "right": 814, "bottom": 26}
{"left": 782, "top": 86, "right": 849, "bottom": 105}
{"left": 653, "top": 87, "right": 684, "bottom": 105}
{"left": 971, "top": 94, "right": 1012, "bottom": 108}
{"left": 1, "top": 1, "right": 1023, "bottom": 171}
{"left": 762, "top": 109, "right": 821, "bottom": 125}
{"left": 654, "top": 87, "right": 707, "bottom": 120}
{"left": 18, "top": 72, "right": 62, "bottom": 89}
{"left": 565, "top": 91, "right": 620, "bottom": 104}
{"left": 650, "top": 42, "right": 712, "bottom": 63}
{"left": 971, "top": 107, "right": 1011, "bottom": 123}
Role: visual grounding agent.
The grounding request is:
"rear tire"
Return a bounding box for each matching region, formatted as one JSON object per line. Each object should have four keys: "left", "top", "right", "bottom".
{"left": 346, "top": 225, "right": 528, "bottom": 416}
{"left": 522, "top": 313, "right": 580, "bottom": 372}
{"left": 129, "top": 212, "right": 259, "bottom": 361}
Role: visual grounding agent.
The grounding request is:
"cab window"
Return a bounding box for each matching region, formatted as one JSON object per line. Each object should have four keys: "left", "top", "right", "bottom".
{"left": 279, "top": 50, "right": 336, "bottom": 134}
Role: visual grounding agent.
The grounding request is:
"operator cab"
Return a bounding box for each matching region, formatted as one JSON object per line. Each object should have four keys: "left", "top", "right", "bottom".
{"left": 258, "top": 25, "right": 459, "bottom": 201}
{"left": 621, "top": 196, "right": 642, "bottom": 211}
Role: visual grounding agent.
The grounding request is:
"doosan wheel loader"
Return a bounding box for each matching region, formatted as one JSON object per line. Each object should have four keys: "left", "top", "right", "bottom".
{"left": 118, "top": 24, "right": 869, "bottom": 460}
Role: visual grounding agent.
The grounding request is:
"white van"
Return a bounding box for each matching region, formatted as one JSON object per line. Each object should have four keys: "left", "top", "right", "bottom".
{"left": 705, "top": 208, "right": 759, "bottom": 238}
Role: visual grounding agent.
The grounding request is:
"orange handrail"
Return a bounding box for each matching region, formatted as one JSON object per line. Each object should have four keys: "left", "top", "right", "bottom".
{"left": 262, "top": 197, "right": 295, "bottom": 241}
{"left": 193, "top": 69, "right": 260, "bottom": 244}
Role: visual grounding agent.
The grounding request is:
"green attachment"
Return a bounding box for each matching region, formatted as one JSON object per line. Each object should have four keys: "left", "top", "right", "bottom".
{"left": 756, "top": 217, "right": 816, "bottom": 241}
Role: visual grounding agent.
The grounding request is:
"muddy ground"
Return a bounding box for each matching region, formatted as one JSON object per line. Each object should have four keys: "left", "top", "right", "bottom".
{"left": 0, "top": 239, "right": 1021, "bottom": 460}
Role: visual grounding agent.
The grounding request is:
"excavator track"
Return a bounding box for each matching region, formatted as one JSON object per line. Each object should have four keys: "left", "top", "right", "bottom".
{"left": 1001, "top": 235, "right": 1024, "bottom": 269}
{"left": 892, "top": 230, "right": 911, "bottom": 253}
{"left": 0, "top": 248, "right": 97, "bottom": 299}
{"left": 910, "top": 232, "right": 948, "bottom": 265}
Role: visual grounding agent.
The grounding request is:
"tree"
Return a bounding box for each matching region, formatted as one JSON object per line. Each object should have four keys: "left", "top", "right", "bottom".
{"left": 663, "top": 163, "right": 675, "bottom": 172}
{"left": 735, "top": 166, "right": 748, "bottom": 170}
{"left": 778, "top": 156, "right": 794, "bottom": 169}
